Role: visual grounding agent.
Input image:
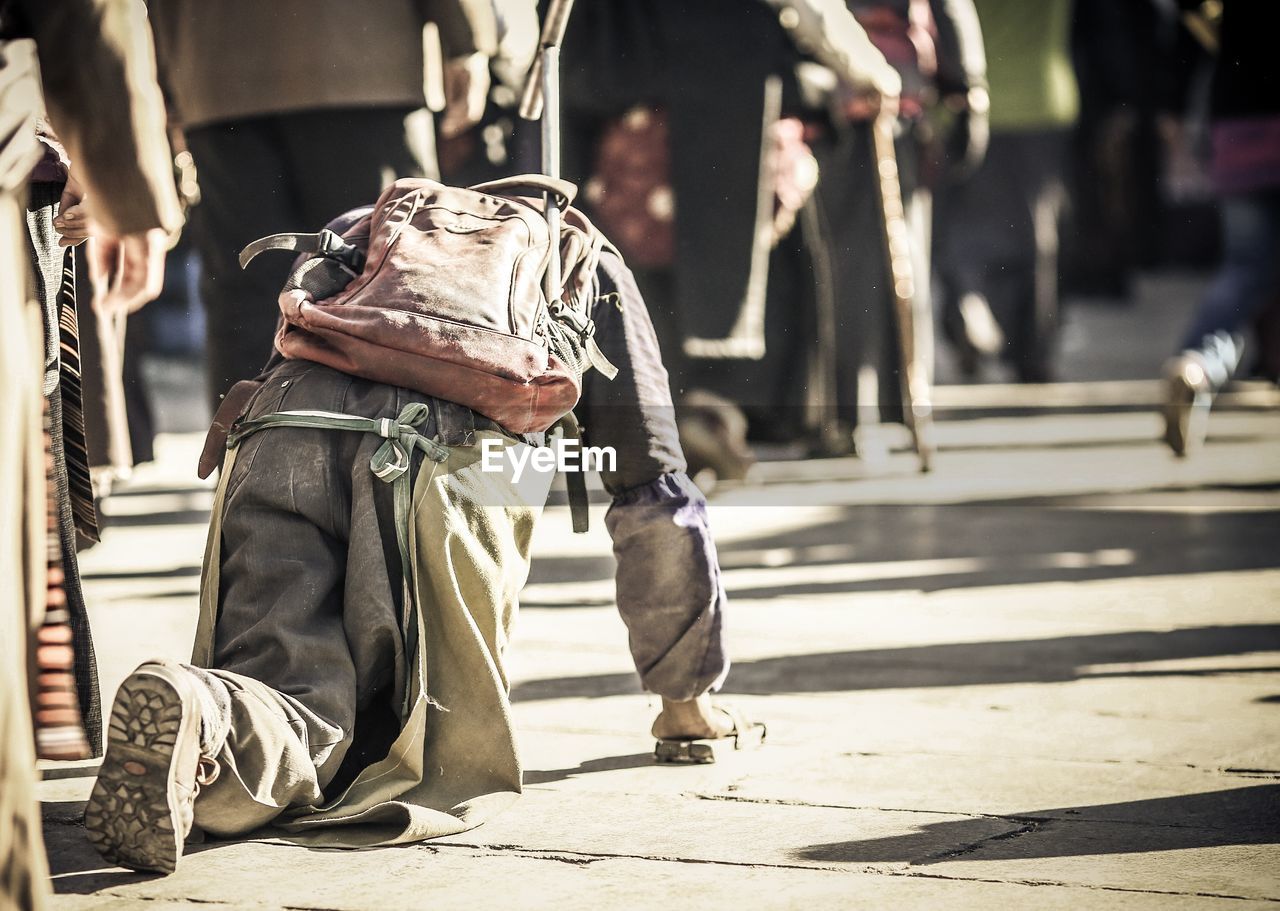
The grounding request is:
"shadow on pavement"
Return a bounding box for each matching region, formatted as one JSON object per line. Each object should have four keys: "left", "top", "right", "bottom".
{"left": 526, "top": 499, "right": 1280, "bottom": 597}
{"left": 41, "top": 805, "right": 146, "bottom": 891}
{"left": 796, "top": 785, "right": 1280, "bottom": 865}
{"left": 80, "top": 565, "right": 202, "bottom": 581}
{"left": 100, "top": 509, "right": 211, "bottom": 528}
{"left": 523, "top": 752, "right": 654, "bottom": 785}
{"left": 511, "top": 624, "right": 1280, "bottom": 702}
{"left": 44, "top": 803, "right": 235, "bottom": 894}
{"left": 935, "top": 430, "right": 1276, "bottom": 454}
{"left": 718, "top": 499, "right": 1280, "bottom": 595}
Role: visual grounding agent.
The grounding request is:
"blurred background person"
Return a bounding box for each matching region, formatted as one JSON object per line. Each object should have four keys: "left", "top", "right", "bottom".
{"left": 438, "top": 0, "right": 539, "bottom": 187}
{"left": 0, "top": 0, "right": 179, "bottom": 906}
{"left": 147, "top": 0, "right": 498, "bottom": 408}
{"left": 556, "top": 0, "right": 900, "bottom": 479}
{"left": 1062, "top": 0, "right": 1183, "bottom": 301}
{"left": 791, "top": 0, "right": 987, "bottom": 456}
{"left": 1162, "top": 0, "right": 1280, "bottom": 456}
{"left": 934, "top": 0, "right": 1078, "bottom": 383}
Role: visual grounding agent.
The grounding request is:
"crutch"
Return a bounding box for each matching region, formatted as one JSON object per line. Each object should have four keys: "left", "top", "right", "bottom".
{"left": 519, "top": 0, "right": 576, "bottom": 306}
{"left": 871, "top": 110, "right": 936, "bottom": 472}
{"left": 519, "top": 0, "right": 598, "bottom": 531}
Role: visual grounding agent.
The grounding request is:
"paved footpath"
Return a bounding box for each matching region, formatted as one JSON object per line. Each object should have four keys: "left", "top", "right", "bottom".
{"left": 38, "top": 387, "right": 1280, "bottom": 910}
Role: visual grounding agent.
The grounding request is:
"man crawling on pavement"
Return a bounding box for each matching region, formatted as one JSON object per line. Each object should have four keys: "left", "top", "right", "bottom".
{"left": 83, "top": 178, "right": 764, "bottom": 874}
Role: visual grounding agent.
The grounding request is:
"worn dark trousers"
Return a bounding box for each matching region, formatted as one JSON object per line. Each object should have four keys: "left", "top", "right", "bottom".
{"left": 184, "top": 106, "right": 433, "bottom": 408}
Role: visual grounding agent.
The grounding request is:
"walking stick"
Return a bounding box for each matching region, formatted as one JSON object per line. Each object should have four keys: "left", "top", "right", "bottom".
{"left": 870, "top": 110, "right": 935, "bottom": 472}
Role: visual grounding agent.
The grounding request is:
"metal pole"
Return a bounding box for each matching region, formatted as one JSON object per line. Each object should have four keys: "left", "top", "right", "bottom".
{"left": 541, "top": 43, "right": 562, "bottom": 304}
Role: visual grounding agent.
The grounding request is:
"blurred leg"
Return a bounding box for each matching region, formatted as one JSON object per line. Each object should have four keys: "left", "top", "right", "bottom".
{"left": 184, "top": 119, "right": 300, "bottom": 406}
{"left": 280, "top": 105, "right": 432, "bottom": 228}
{"left": 1162, "top": 191, "right": 1280, "bottom": 455}
{"left": 1179, "top": 192, "right": 1280, "bottom": 379}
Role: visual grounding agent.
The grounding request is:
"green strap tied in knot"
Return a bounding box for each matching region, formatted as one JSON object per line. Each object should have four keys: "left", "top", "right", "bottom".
{"left": 226, "top": 403, "right": 450, "bottom": 717}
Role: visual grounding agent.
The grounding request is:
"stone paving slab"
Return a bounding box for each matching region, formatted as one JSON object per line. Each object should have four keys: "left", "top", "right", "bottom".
{"left": 512, "top": 726, "right": 1278, "bottom": 825}
{"left": 430, "top": 790, "right": 1275, "bottom": 900}
{"left": 45, "top": 826, "right": 1272, "bottom": 911}
{"left": 508, "top": 673, "right": 1280, "bottom": 772}
{"left": 922, "top": 831, "right": 1280, "bottom": 902}
{"left": 42, "top": 723, "right": 1276, "bottom": 830}
{"left": 46, "top": 413, "right": 1280, "bottom": 908}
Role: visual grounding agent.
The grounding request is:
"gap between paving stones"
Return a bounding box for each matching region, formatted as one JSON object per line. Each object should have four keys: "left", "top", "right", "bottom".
{"left": 51, "top": 787, "right": 1268, "bottom": 839}
{"left": 834, "top": 750, "right": 1280, "bottom": 778}
{"left": 926, "top": 819, "right": 1046, "bottom": 861}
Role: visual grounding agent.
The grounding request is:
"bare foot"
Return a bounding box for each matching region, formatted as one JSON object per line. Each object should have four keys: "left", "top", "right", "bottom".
{"left": 651, "top": 694, "right": 737, "bottom": 740}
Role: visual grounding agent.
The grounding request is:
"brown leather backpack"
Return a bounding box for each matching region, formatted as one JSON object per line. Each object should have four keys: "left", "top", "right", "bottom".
{"left": 240, "top": 175, "right": 616, "bottom": 435}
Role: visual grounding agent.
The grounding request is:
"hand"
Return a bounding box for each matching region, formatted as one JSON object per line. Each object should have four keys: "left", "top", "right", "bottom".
{"left": 53, "top": 174, "right": 97, "bottom": 247}
{"left": 438, "top": 53, "right": 491, "bottom": 139}
{"left": 836, "top": 83, "right": 900, "bottom": 123}
{"left": 879, "top": 91, "right": 901, "bottom": 121}
{"left": 942, "top": 88, "right": 989, "bottom": 182}
{"left": 86, "top": 229, "right": 168, "bottom": 315}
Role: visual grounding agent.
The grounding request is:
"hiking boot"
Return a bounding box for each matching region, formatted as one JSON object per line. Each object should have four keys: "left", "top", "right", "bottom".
{"left": 85, "top": 660, "right": 219, "bottom": 874}
{"left": 1161, "top": 353, "right": 1213, "bottom": 457}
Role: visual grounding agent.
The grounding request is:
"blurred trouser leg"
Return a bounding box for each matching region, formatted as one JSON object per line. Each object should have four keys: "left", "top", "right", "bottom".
{"left": 1177, "top": 192, "right": 1280, "bottom": 383}
{"left": 276, "top": 107, "right": 434, "bottom": 227}
{"left": 812, "top": 123, "right": 900, "bottom": 430}
{"left": 185, "top": 120, "right": 313, "bottom": 406}
{"left": 581, "top": 252, "right": 728, "bottom": 702}
{"left": 1162, "top": 191, "right": 1280, "bottom": 455}
{"left": 0, "top": 191, "right": 51, "bottom": 911}
{"left": 1020, "top": 155, "right": 1066, "bottom": 384}
{"left": 25, "top": 184, "right": 99, "bottom": 754}
{"left": 936, "top": 130, "right": 1067, "bottom": 382}
{"left": 184, "top": 106, "right": 431, "bottom": 407}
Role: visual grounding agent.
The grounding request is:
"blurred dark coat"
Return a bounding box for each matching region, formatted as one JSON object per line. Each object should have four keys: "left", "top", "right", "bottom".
{"left": 1, "top": 1, "right": 178, "bottom": 905}
{"left": 149, "top": 0, "right": 498, "bottom": 129}
{"left": 559, "top": 0, "right": 804, "bottom": 361}
{"left": 1192, "top": 0, "right": 1280, "bottom": 194}
{"left": 1, "top": 0, "right": 181, "bottom": 749}
{"left": 1, "top": 0, "right": 182, "bottom": 234}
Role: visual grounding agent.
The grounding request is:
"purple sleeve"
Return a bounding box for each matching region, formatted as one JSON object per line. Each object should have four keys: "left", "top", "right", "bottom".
{"left": 605, "top": 472, "right": 729, "bottom": 701}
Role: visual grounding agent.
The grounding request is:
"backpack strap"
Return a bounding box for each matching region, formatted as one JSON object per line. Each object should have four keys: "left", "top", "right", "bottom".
{"left": 549, "top": 299, "right": 618, "bottom": 380}
{"left": 198, "top": 379, "right": 265, "bottom": 479}
{"left": 552, "top": 413, "right": 591, "bottom": 534}
{"left": 225, "top": 403, "right": 450, "bottom": 719}
{"left": 554, "top": 207, "right": 619, "bottom": 380}
{"left": 238, "top": 228, "right": 366, "bottom": 271}
{"left": 470, "top": 175, "right": 578, "bottom": 208}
